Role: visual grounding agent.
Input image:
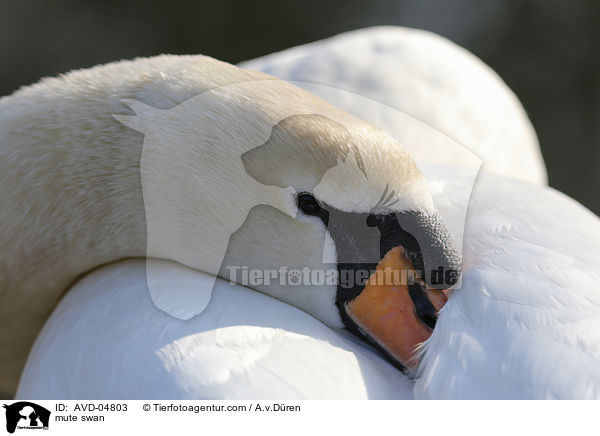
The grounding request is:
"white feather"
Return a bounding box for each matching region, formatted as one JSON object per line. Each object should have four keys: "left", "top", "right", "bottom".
{"left": 9, "top": 26, "right": 600, "bottom": 400}
{"left": 17, "top": 259, "right": 413, "bottom": 399}
{"left": 240, "top": 26, "right": 547, "bottom": 185}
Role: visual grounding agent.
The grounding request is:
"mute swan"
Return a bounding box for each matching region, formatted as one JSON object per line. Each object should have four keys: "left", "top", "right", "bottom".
{"left": 8, "top": 27, "right": 600, "bottom": 400}
{"left": 17, "top": 166, "right": 600, "bottom": 399}
{"left": 1, "top": 42, "right": 460, "bottom": 396}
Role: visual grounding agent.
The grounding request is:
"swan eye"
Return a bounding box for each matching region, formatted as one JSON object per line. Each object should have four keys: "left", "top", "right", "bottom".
{"left": 297, "top": 193, "right": 322, "bottom": 214}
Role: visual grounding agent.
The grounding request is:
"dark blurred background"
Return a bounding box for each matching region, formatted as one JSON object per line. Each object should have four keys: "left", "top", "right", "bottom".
{"left": 2, "top": 0, "right": 598, "bottom": 214}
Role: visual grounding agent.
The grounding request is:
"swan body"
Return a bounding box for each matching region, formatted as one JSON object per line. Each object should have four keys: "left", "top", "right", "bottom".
{"left": 1, "top": 34, "right": 452, "bottom": 395}
{"left": 417, "top": 170, "right": 600, "bottom": 399}
{"left": 241, "top": 26, "right": 547, "bottom": 186}
{"left": 7, "top": 27, "right": 600, "bottom": 399}
{"left": 17, "top": 259, "right": 413, "bottom": 399}
{"left": 17, "top": 167, "right": 600, "bottom": 399}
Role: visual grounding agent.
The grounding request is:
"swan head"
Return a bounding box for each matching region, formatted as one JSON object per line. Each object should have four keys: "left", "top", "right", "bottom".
{"left": 239, "top": 113, "right": 462, "bottom": 371}
{"left": 115, "top": 78, "right": 462, "bottom": 373}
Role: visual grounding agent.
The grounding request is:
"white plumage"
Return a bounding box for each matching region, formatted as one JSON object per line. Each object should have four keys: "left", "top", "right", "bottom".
{"left": 240, "top": 26, "right": 547, "bottom": 186}
{"left": 17, "top": 259, "right": 413, "bottom": 399}
{"left": 18, "top": 167, "right": 600, "bottom": 399}
{"left": 418, "top": 169, "right": 600, "bottom": 399}
{"left": 11, "top": 27, "right": 600, "bottom": 399}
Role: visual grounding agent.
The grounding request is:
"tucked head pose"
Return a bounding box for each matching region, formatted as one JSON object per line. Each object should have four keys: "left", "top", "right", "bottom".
{"left": 5, "top": 27, "right": 600, "bottom": 400}
{"left": 0, "top": 53, "right": 461, "bottom": 396}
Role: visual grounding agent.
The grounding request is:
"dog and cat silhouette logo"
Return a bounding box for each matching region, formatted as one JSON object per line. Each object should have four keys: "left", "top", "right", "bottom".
{"left": 3, "top": 402, "right": 50, "bottom": 433}
{"left": 116, "top": 91, "right": 466, "bottom": 320}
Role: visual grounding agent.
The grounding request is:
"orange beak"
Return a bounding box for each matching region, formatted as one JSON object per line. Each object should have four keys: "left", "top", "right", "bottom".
{"left": 344, "top": 246, "right": 447, "bottom": 369}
